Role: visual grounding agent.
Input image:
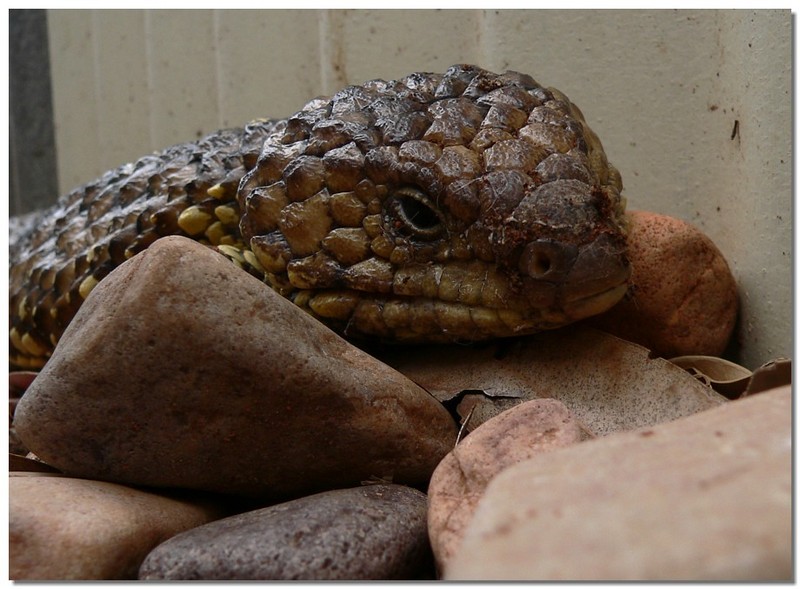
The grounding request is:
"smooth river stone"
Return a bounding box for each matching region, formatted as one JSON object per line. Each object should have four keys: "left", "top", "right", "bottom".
{"left": 427, "top": 398, "right": 585, "bottom": 571}
{"left": 10, "top": 473, "right": 226, "bottom": 580}
{"left": 14, "top": 236, "right": 456, "bottom": 499}
{"left": 446, "top": 386, "right": 792, "bottom": 581}
{"left": 139, "top": 484, "right": 433, "bottom": 580}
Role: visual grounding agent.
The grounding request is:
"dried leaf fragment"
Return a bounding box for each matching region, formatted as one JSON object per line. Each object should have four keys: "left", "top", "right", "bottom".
{"left": 380, "top": 326, "right": 727, "bottom": 436}
{"left": 743, "top": 358, "right": 791, "bottom": 397}
{"left": 669, "top": 355, "right": 752, "bottom": 399}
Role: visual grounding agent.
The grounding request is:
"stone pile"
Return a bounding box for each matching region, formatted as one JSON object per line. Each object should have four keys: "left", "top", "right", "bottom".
{"left": 9, "top": 213, "right": 789, "bottom": 581}
{"left": 443, "top": 386, "right": 792, "bottom": 580}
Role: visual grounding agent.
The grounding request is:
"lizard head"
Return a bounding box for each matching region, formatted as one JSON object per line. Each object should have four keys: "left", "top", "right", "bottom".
{"left": 238, "top": 64, "right": 630, "bottom": 342}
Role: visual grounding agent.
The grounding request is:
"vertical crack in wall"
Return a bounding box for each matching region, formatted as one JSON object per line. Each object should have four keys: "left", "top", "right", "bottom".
{"left": 319, "top": 10, "right": 348, "bottom": 94}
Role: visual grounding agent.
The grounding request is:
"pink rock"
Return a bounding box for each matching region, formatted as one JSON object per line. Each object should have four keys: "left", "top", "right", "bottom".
{"left": 427, "top": 398, "right": 585, "bottom": 570}
{"left": 447, "top": 386, "right": 792, "bottom": 581}
{"left": 592, "top": 210, "right": 738, "bottom": 357}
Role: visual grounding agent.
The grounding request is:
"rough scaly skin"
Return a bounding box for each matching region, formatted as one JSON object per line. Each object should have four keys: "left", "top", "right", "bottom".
{"left": 9, "top": 65, "right": 630, "bottom": 369}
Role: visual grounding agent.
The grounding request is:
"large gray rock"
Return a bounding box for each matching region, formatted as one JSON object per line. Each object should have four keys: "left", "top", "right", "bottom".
{"left": 139, "top": 484, "right": 433, "bottom": 580}
{"left": 446, "top": 386, "right": 792, "bottom": 581}
{"left": 14, "top": 236, "right": 456, "bottom": 499}
{"left": 10, "top": 473, "right": 226, "bottom": 580}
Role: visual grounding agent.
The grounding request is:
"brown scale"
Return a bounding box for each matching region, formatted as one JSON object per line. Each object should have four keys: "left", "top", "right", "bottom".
{"left": 237, "top": 65, "right": 630, "bottom": 342}
{"left": 9, "top": 120, "right": 281, "bottom": 368}
{"left": 10, "top": 65, "right": 631, "bottom": 369}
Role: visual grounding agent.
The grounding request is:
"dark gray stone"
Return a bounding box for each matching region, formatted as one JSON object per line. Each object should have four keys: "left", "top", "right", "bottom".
{"left": 139, "top": 484, "right": 434, "bottom": 580}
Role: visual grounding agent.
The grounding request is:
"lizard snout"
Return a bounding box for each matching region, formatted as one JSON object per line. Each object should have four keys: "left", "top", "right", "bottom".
{"left": 561, "top": 233, "right": 631, "bottom": 304}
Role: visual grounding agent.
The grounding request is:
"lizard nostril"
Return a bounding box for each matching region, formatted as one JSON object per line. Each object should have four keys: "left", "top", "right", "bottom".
{"left": 519, "top": 240, "right": 577, "bottom": 280}
{"left": 529, "top": 250, "right": 552, "bottom": 277}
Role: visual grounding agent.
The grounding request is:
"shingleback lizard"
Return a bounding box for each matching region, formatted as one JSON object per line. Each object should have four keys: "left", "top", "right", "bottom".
{"left": 9, "top": 64, "right": 631, "bottom": 369}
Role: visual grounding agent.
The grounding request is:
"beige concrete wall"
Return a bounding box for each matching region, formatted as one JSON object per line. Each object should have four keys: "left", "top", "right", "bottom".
{"left": 46, "top": 9, "right": 791, "bottom": 369}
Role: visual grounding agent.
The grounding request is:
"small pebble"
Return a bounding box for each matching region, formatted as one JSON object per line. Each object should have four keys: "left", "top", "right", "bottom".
{"left": 447, "top": 386, "right": 792, "bottom": 581}
{"left": 591, "top": 210, "right": 738, "bottom": 357}
{"left": 427, "top": 398, "right": 585, "bottom": 570}
{"left": 139, "top": 484, "right": 434, "bottom": 580}
{"left": 9, "top": 474, "right": 227, "bottom": 580}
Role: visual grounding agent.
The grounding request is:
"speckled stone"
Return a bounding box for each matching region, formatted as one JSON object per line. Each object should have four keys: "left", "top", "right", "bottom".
{"left": 10, "top": 474, "right": 226, "bottom": 580}
{"left": 428, "top": 398, "right": 585, "bottom": 570}
{"left": 13, "top": 236, "right": 456, "bottom": 500}
{"left": 447, "top": 386, "right": 791, "bottom": 581}
{"left": 592, "top": 210, "right": 738, "bottom": 357}
{"left": 139, "top": 484, "right": 434, "bottom": 580}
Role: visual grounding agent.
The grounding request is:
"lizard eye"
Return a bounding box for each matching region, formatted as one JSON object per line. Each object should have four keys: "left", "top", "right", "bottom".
{"left": 387, "top": 187, "right": 445, "bottom": 241}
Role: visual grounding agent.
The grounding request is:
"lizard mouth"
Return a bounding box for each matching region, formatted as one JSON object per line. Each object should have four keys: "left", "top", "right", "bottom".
{"left": 301, "top": 272, "right": 630, "bottom": 344}
{"left": 348, "top": 284, "right": 628, "bottom": 343}
{"left": 291, "top": 232, "right": 631, "bottom": 343}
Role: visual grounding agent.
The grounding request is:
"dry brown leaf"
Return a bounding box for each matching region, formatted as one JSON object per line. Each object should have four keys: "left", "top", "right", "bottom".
{"left": 9, "top": 453, "right": 62, "bottom": 474}
{"left": 379, "top": 326, "right": 727, "bottom": 437}
{"left": 669, "top": 356, "right": 792, "bottom": 399}
{"left": 743, "top": 358, "right": 791, "bottom": 397}
{"left": 669, "top": 355, "right": 752, "bottom": 399}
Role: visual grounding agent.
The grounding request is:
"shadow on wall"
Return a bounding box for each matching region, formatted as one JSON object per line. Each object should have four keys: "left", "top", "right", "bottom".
{"left": 9, "top": 9, "right": 58, "bottom": 216}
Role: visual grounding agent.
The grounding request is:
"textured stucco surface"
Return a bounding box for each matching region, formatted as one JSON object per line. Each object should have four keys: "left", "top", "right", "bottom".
{"left": 44, "top": 9, "right": 791, "bottom": 368}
